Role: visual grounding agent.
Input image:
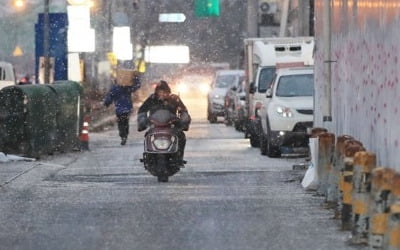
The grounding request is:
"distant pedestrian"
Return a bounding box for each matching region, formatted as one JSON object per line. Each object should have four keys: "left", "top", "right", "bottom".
{"left": 103, "top": 74, "right": 141, "bottom": 145}
{"left": 18, "top": 74, "right": 32, "bottom": 85}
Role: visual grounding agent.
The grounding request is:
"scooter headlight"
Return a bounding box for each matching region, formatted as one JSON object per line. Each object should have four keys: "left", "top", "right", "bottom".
{"left": 152, "top": 135, "right": 174, "bottom": 150}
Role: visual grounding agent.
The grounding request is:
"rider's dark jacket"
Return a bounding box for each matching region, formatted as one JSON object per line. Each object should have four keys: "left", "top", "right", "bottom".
{"left": 138, "top": 93, "right": 187, "bottom": 115}
{"left": 137, "top": 93, "right": 191, "bottom": 131}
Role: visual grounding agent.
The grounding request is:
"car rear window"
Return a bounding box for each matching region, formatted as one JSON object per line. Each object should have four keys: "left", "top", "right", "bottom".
{"left": 215, "top": 75, "right": 237, "bottom": 88}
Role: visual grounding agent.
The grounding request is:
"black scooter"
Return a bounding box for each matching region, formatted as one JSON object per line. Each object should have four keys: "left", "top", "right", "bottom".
{"left": 140, "top": 109, "right": 185, "bottom": 182}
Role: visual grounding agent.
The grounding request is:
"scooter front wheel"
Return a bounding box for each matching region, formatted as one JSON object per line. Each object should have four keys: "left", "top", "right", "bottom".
{"left": 157, "top": 175, "right": 169, "bottom": 182}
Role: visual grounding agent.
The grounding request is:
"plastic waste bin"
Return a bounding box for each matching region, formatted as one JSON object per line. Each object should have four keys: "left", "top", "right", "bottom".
{"left": 0, "top": 84, "right": 58, "bottom": 157}
{"left": 0, "top": 81, "right": 84, "bottom": 157}
{"left": 50, "top": 81, "right": 83, "bottom": 152}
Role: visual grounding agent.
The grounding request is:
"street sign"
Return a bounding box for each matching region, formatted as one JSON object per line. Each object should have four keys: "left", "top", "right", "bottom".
{"left": 13, "top": 46, "right": 23, "bottom": 56}
{"left": 112, "top": 27, "right": 132, "bottom": 60}
{"left": 159, "top": 13, "right": 186, "bottom": 23}
{"left": 144, "top": 45, "right": 190, "bottom": 64}
{"left": 67, "top": 5, "right": 90, "bottom": 30}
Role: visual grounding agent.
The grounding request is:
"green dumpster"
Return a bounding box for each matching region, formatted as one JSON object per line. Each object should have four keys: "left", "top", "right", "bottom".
{"left": 0, "top": 84, "right": 58, "bottom": 158}
{"left": 51, "top": 81, "right": 83, "bottom": 152}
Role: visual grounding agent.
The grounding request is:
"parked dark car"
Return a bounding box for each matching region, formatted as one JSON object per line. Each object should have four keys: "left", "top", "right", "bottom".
{"left": 224, "top": 75, "right": 246, "bottom": 131}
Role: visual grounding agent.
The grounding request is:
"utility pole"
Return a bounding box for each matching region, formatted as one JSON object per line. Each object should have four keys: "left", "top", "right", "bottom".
{"left": 44, "top": 0, "right": 50, "bottom": 84}
{"left": 247, "top": 0, "right": 258, "bottom": 37}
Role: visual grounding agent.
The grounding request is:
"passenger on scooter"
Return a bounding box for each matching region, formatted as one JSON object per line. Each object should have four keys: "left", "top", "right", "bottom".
{"left": 137, "top": 80, "right": 191, "bottom": 162}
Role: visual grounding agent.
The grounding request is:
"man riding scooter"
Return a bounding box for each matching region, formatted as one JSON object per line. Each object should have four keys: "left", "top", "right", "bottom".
{"left": 137, "top": 80, "right": 191, "bottom": 164}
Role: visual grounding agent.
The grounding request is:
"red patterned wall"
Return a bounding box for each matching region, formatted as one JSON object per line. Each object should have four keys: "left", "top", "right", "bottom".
{"left": 314, "top": 0, "right": 400, "bottom": 169}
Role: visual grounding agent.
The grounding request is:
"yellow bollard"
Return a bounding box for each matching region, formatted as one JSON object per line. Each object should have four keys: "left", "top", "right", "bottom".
{"left": 341, "top": 140, "right": 365, "bottom": 231}
{"left": 369, "top": 167, "right": 395, "bottom": 248}
{"left": 350, "top": 151, "right": 376, "bottom": 245}
{"left": 310, "top": 127, "right": 328, "bottom": 139}
{"left": 316, "top": 132, "right": 335, "bottom": 202}
{"left": 335, "top": 135, "right": 354, "bottom": 219}
{"left": 384, "top": 173, "right": 400, "bottom": 250}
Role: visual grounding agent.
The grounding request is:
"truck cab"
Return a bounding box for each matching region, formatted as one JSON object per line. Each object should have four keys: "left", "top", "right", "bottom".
{"left": 0, "top": 62, "right": 17, "bottom": 90}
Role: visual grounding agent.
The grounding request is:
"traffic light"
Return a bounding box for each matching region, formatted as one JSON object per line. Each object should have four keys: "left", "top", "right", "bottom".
{"left": 195, "top": 0, "right": 220, "bottom": 17}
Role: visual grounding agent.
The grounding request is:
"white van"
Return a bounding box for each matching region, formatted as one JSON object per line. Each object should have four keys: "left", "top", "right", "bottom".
{"left": 0, "top": 62, "right": 16, "bottom": 90}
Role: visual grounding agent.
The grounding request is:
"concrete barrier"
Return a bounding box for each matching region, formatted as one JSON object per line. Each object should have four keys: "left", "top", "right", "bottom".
{"left": 305, "top": 130, "right": 400, "bottom": 248}
{"left": 384, "top": 173, "right": 400, "bottom": 249}
{"left": 350, "top": 151, "right": 376, "bottom": 245}
{"left": 340, "top": 140, "right": 365, "bottom": 231}
{"left": 316, "top": 132, "right": 335, "bottom": 205}
{"left": 334, "top": 135, "right": 353, "bottom": 219}
{"left": 369, "top": 167, "right": 395, "bottom": 248}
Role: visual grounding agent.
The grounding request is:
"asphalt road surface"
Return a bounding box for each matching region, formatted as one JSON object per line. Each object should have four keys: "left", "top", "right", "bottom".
{"left": 0, "top": 97, "right": 364, "bottom": 250}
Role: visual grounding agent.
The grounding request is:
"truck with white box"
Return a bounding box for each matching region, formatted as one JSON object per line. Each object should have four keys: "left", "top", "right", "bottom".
{"left": 243, "top": 37, "right": 314, "bottom": 147}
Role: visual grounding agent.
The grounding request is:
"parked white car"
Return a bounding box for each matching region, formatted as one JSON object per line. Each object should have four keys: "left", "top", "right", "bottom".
{"left": 259, "top": 67, "right": 314, "bottom": 157}
{"left": 0, "top": 62, "right": 16, "bottom": 90}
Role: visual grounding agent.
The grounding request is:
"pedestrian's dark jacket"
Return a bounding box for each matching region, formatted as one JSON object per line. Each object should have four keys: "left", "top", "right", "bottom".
{"left": 137, "top": 93, "right": 191, "bottom": 131}
{"left": 104, "top": 77, "right": 141, "bottom": 115}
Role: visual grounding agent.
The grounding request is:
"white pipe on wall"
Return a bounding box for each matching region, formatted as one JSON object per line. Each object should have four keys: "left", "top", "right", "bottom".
{"left": 279, "top": 0, "right": 290, "bottom": 37}
{"left": 322, "top": 0, "right": 332, "bottom": 123}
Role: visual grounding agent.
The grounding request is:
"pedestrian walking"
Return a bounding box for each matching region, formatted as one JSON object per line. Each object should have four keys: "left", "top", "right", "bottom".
{"left": 103, "top": 73, "right": 141, "bottom": 145}
{"left": 18, "top": 74, "right": 32, "bottom": 85}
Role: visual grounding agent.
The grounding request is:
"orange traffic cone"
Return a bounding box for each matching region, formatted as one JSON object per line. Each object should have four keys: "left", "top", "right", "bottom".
{"left": 79, "top": 115, "right": 90, "bottom": 151}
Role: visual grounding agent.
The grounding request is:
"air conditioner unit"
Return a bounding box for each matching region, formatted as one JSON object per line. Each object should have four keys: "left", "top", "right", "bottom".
{"left": 258, "top": 0, "right": 278, "bottom": 26}
{"left": 259, "top": 0, "right": 278, "bottom": 15}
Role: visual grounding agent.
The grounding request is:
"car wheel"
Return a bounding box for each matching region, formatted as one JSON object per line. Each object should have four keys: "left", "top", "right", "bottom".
{"left": 260, "top": 133, "right": 267, "bottom": 155}
{"left": 266, "top": 122, "right": 281, "bottom": 158}
{"left": 249, "top": 133, "right": 259, "bottom": 147}
{"left": 208, "top": 113, "right": 217, "bottom": 123}
{"left": 234, "top": 121, "right": 240, "bottom": 131}
{"left": 207, "top": 108, "right": 217, "bottom": 123}
{"left": 224, "top": 113, "right": 232, "bottom": 126}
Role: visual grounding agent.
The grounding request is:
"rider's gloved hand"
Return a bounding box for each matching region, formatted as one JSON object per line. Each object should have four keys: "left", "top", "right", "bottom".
{"left": 137, "top": 112, "right": 148, "bottom": 132}
{"left": 179, "top": 111, "right": 191, "bottom": 131}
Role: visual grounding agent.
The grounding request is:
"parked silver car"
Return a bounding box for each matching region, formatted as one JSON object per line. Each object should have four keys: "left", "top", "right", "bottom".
{"left": 207, "top": 69, "right": 245, "bottom": 123}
